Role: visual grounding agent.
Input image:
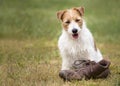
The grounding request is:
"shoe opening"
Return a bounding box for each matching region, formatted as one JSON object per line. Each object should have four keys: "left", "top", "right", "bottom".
{"left": 99, "top": 60, "right": 110, "bottom": 68}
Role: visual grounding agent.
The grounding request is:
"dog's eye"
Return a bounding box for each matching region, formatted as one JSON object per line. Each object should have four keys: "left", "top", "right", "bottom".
{"left": 75, "top": 19, "right": 80, "bottom": 22}
{"left": 65, "top": 20, "right": 70, "bottom": 24}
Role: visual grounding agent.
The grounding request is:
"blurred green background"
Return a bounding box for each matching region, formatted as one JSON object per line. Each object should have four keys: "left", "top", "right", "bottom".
{"left": 0, "top": 0, "right": 120, "bottom": 43}
{"left": 0, "top": 0, "right": 120, "bottom": 86}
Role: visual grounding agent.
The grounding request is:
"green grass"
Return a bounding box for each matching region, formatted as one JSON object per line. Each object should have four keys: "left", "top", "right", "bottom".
{"left": 0, "top": 0, "right": 120, "bottom": 86}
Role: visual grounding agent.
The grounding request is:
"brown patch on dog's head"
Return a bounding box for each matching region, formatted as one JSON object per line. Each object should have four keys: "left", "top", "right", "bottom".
{"left": 73, "top": 7, "right": 84, "bottom": 16}
{"left": 57, "top": 10, "right": 66, "bottom": 20}
{"left": 57, "top": 7, "right": 85, "bottom": 30}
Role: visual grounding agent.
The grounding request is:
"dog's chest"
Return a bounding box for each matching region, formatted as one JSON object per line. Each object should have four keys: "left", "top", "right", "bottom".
{"left": 62, "top": 40, "right": 89, "bottom": 60}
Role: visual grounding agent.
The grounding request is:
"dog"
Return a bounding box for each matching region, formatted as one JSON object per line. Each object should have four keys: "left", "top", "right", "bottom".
{"left": 57, "top": 7, "right": 103, "bottom": 70}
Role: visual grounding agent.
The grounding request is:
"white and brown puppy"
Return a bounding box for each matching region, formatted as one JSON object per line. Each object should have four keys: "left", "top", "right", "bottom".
{"left": 57, "top": 7, "right": 103, "bottom": 70}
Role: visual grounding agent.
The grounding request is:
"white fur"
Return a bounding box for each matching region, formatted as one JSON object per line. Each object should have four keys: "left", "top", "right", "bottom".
{"left": 58, "top": 21, "right": 103, "bottom": 70}
{"left": 68, "top": 20, "right": 81, "bottom": 34}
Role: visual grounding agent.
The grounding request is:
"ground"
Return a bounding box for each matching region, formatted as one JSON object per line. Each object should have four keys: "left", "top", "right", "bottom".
{"left": 0, "top": 0, "right": 120, "bottom": 86}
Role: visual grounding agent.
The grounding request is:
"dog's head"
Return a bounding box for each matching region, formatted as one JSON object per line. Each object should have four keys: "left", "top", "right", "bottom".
{"left": 57, "top": 7, "right": 84, "bottom": 39}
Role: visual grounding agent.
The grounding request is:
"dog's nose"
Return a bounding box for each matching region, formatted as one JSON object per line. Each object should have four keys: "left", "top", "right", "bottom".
{"left": 72, "top": 28, "right": 78, "bottom": 33}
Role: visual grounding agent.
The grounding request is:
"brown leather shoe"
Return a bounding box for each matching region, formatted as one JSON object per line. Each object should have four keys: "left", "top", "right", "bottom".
{"left": 59, "top": 59, "right": 111, "bottom": 81}
{"left": 95, "top": 68, "right": 110, "bottom": 79}
{"left": 59, "top": 70, "right": 83, "bottom": 81}
{"left": 93, "top": 60, "right": 111, "bottom": 79}
{"left": 86, "top": 59, "right": 111, "bottom": 79}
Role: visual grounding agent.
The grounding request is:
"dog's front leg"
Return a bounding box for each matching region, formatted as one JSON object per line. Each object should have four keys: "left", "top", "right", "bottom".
{"left": 61, "top": 57, "right": 71, "bottom": 70}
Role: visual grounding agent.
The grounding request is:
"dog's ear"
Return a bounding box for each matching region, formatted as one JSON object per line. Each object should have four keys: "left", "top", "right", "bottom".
{"left": 57, "top": 10, "right": 66, "bottom": 20}
{"left": 74, "top": 7, "right": 84, "bottom": 16}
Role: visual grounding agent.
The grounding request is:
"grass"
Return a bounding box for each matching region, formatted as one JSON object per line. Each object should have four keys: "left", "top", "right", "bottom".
{"left": 0, "top": 0, "right": 120, "bottom": 86}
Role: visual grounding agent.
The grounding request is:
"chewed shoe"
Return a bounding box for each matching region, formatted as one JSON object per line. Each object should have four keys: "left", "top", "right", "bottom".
{"left": 59, "top": 70, "right": 82, "bottom": 81}
{"left": 59, "top": 59, "right": 111, "bottom": 81}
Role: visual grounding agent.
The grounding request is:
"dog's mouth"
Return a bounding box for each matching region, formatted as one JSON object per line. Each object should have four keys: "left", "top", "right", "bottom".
{"left": 72, "top": 33, "right": 78, "bottom": 39}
